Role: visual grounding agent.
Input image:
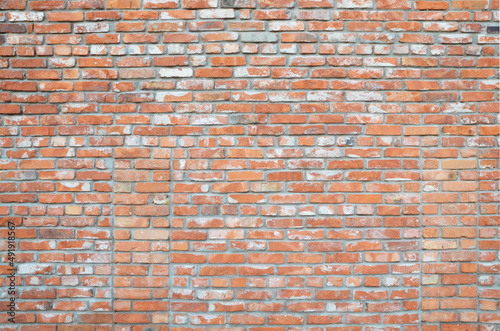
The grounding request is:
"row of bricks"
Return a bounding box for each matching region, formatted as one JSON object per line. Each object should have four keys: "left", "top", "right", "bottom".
{"left": 1, "top": 0, "right": 497, "bottom": 10}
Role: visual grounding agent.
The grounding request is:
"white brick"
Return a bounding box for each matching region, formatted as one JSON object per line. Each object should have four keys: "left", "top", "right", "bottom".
{"left": 158, "top": 68, "right": 193, "bottom": 77}
{"left": 8, "top": 12, "right": 44, "bottom": 22}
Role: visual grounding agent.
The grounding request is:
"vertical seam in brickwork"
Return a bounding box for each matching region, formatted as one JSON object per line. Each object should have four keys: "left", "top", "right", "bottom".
{"left": 475, "top": 118, "right": 480, "bottom": 327}
{"left": 418, "top": 112, "right": 423, "bottom": 328}
{"left": 111, "top": 147, "right": 116, "bottom": 326}
{"left": 168, "top": 133, "right": 173, "bottom": 329}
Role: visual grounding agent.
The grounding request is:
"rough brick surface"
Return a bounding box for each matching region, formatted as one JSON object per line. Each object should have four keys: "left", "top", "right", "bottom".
{"left": 0, "top": 0, "right": 499, "bottom": 329}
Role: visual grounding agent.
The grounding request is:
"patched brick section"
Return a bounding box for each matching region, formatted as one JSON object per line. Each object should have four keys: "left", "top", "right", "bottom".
{"left": 0, "top": 114, "right": 115, "bottom": 326}
{"left": 0, "top": 0, "right": 498, "bottom": 329}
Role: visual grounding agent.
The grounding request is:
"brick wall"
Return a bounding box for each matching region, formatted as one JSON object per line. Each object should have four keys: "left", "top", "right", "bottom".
{"left": 0, "top": 0, "right": 499, "bottom": 329}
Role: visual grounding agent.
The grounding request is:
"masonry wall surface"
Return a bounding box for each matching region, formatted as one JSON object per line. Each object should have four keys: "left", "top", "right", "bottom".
{"left": 0, "top": 0, "right": 499, "bottom": 330}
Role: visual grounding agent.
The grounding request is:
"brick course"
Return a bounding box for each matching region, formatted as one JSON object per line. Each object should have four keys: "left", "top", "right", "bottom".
{"left": 0, "top": 0, "right": 499, "bottom": 329}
